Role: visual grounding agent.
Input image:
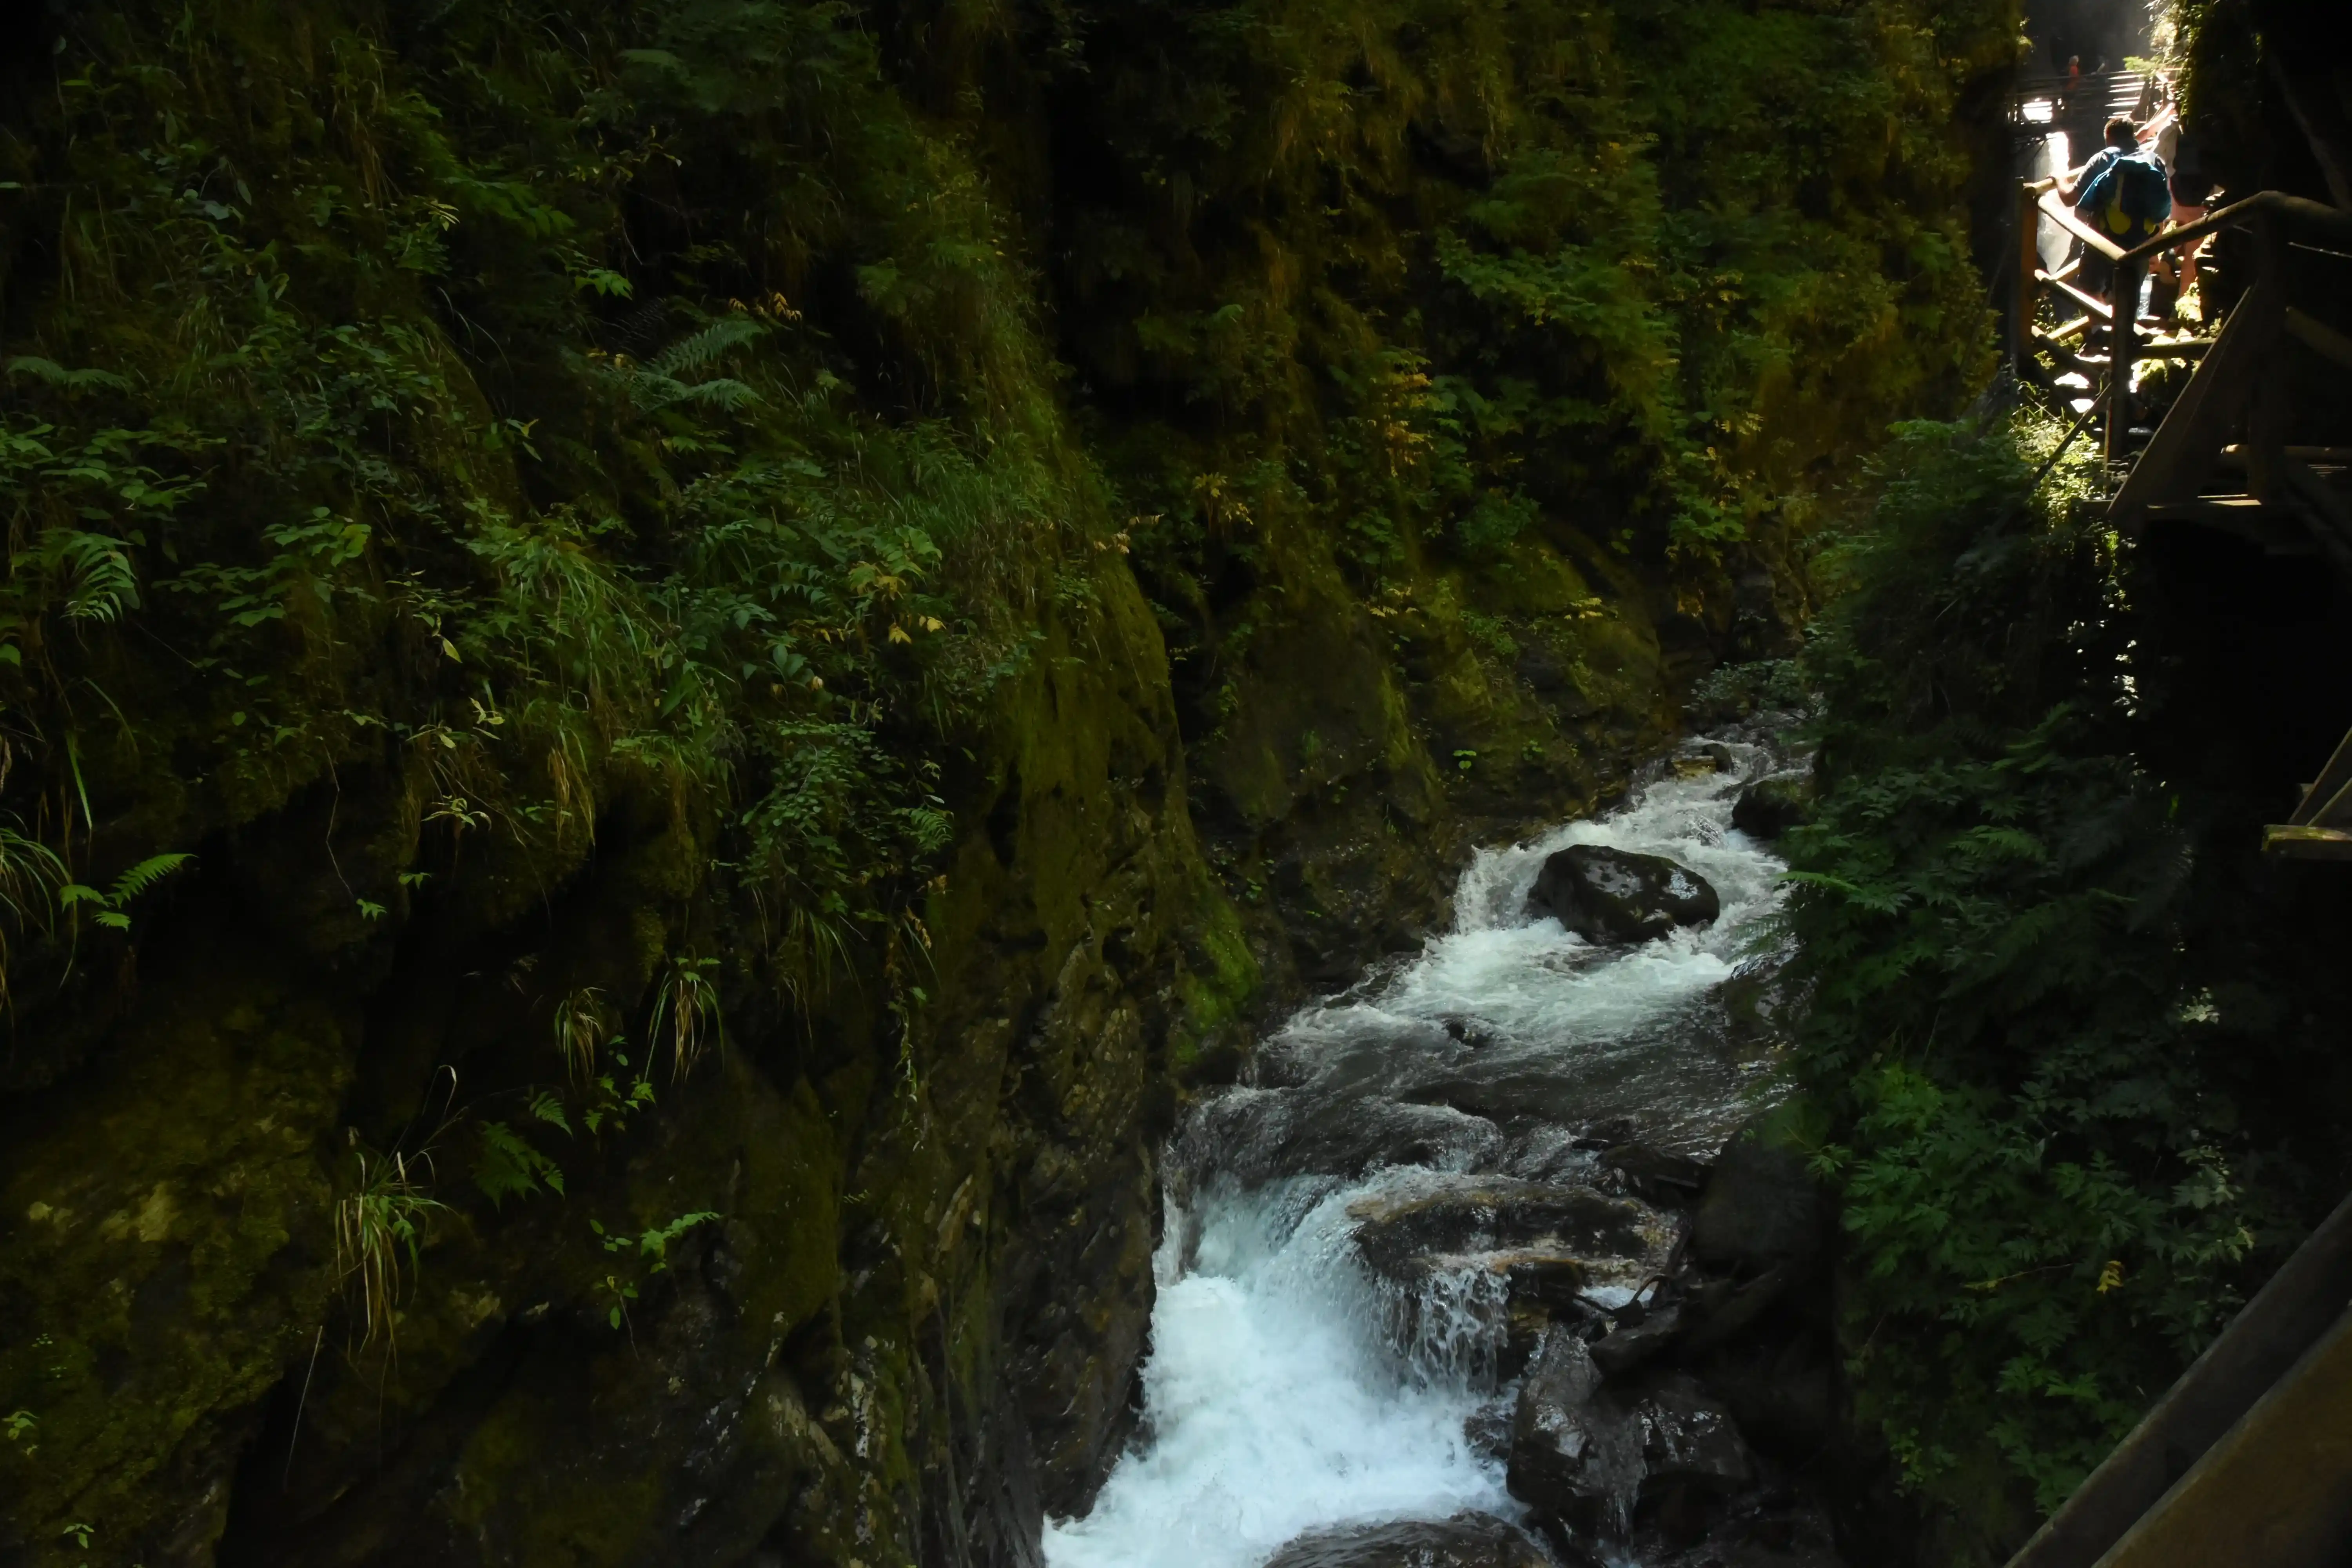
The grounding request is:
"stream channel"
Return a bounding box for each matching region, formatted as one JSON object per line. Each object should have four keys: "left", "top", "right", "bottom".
{"left": 1042, "top": 731, "right": 1823, "bottom": 1568}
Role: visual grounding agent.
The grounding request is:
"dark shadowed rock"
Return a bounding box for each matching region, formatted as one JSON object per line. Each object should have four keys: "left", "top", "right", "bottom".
{"left": 1590, "top": 1301, "right": 1685, "bottom": 1376}
{"left": 1637, "top": 1375, "right": 1753, "bottom": 1498}
{"left": 1265, "top": 1512, "right": 1551, "bottom": 1568}
{"left": 1691, "top": 1117, "right": 1825, "bottom": 1276}
{"left": 1507, "top": 1328, "right": 1645, "bottom": 1530}
{"left": 1528, "top": 845, "right": 1719, "bottom": 943}
{"left": 1601, "top": 1142, "right": 1709, "bottom": 1205}
{"left": 1730, "top": 775, "right": 1813, "bottom": 838}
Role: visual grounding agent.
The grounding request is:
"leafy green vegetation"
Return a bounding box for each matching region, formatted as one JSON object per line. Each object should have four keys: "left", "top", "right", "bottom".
{"left": 1046, "top": 0, "right": 2011, "bottom": 700}
{"left": 0, "top": 0, "right": 2033, "bottom": 1559}
{"left": 1783, "top": 411, "right": 2350, "bottom": 1534}
{"left": 0, "top": 0, "right": 1100, "bottom": 1036}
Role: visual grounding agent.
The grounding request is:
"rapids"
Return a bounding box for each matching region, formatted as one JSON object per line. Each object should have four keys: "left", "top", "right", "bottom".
{"left": 1042, "top": 736, "right": 1802, "bottom": 1568}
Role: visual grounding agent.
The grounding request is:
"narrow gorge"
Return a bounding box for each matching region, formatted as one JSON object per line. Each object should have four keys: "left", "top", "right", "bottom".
{"left": 5, "top": 2, "right": 2349, "bottom": 1567}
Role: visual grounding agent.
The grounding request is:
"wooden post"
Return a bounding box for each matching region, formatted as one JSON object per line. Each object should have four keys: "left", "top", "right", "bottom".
{"left": 2247, "top": 210, "right": 2290, "bottom": 504}
{"left": 2107, "top": 256, "right": 2144, "bottom": 467}
{"left": 2015, "top": 183, "right": 2043, "bottom": 376}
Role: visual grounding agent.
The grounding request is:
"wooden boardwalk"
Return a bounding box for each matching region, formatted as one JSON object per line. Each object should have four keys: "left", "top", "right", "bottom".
{"left": 2001, "top": 171, "right": 2352, "bottom": 1568}
{"left": 2009, "top": 180, "right": 2352, "bottom": 860}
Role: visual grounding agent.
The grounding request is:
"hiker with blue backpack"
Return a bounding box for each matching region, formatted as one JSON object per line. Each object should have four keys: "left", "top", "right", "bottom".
{"left": 2063, "top": 118, "right": 2174, "bottom": 316}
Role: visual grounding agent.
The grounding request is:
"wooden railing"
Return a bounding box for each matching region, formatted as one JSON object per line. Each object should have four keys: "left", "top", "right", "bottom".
{"left": 2012, "top": 185, "right": 2352, "bottom": 474}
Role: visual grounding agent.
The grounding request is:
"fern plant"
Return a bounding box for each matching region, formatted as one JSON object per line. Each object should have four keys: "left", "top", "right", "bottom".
{"left": 56, "top": 851, "right": 190, "bottom": 932}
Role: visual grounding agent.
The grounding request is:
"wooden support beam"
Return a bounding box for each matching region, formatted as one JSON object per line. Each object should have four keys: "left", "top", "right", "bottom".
{"left": 2218, "top": 446, "right": 2352, "bottom": 466}
{"left": 2285, "top": 307, "right": 2352, "bottom": 373}
{"left": 2248, "top": 214, "right": 2292, "bottom": 506}
{"left": 2036, "top": 336, "right": 2109, "bottom": 381}
{"left": 2289, "top": 730, "right": 2352, "bottom": 827}
{"left": 2107, "top": 258, "right": 2145, "bottom": 467}
{"left": 2047, "top": 274, "right": 2114, "bottom": 320}
{"left": 2014, "top": 183, "right": 2042, "bottom": 376}
{"left": 2050, "top": 314, "right": 2095, "bottom": 345}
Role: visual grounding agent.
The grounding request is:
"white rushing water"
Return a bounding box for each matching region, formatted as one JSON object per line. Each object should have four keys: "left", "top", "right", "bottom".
{"left": 1043, "top": 741, "right": 1797, "bottom": 1568}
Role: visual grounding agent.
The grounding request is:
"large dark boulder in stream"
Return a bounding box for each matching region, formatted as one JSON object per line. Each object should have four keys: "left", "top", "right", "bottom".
{"left": 1528, "top": 845, "right": 1719, "bottom": 942}
{"left": 1265, "top": 1512, "right": 1552, "bottom": 1568}
{"left": 1730, "top": 775, "right": 1814, "bottom": 838}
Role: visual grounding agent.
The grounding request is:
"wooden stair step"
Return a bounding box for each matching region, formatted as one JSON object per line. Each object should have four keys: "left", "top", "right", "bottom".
{"left": 2265, "top": 824, "right": 2352, "bottom": 860}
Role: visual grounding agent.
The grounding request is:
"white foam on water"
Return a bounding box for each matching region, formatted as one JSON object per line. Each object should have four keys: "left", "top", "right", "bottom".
{"left": 1042, "top": 743, "right": 1795, "bottom": 1568}
{"left": 1041, "top": 1177, "right": 1510, "bottom": 1568}
{"left": 1378, "top": 748, "right": 1789, "bottom": 1043}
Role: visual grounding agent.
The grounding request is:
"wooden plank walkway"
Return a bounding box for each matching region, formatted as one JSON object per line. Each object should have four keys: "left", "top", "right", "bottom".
{"left": 2009, "top": 181, "right": 2352, "bottom": 862}
{"left": 2000, "top": 171, "right": 2352, "bottom": 1568}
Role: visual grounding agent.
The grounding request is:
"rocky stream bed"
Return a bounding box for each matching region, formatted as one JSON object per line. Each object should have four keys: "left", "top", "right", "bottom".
{"left": 1043, "top": 730, "right": 1828, "bottom": 1568}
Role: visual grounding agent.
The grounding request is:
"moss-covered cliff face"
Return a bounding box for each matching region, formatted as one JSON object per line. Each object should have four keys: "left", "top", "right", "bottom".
{"left": 0, "top": 2, "right": 2011, "bottom": 1564}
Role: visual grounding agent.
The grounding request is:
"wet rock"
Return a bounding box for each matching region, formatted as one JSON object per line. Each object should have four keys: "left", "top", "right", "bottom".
{"left": 1601, "top": 1142, "right": 1708, "bottom": 1205}
{"left": 1639, "top": 1488, "right": 1848, "bottom": 1568}
{"left": 1637, "top": 1375, "right": 1753, "bottom": 1498}
{"left": 1181, "top": 1088, "right": 1505, "bottom": 1186}
{"left": 1590, "top": 1301, "right": 1685, "bottom": 1376}
{"left": 1265, "top": 1512, "right": 1552, "bottom": 1568}
{"left": 1464, "top": 1401, "right": 1516, "bottom": 1463}
{"left": 1630, "top": 1376, "right": 1757, "bottom": 1548}
{"left": 1691, "top": 1117, "right": 1826, "bottom": 1277}
{"left": 1506, "top": 1329, "right": 1644, "bottom": 1531}
{"left": 1347, "top": 1173, "right": 1665, "bottom": 1289}
{"left": 1730, "top": 775, "right": 1814, "bottom": 838}
{"left": 1528, "top": 846, "right": 1720, "bottom": 943}
{"left": 1677, "top": 1260, "right": 1799, "bottom": 1356}
{"left": 1670, "top": 743, "right": 1737, "bottom": 778}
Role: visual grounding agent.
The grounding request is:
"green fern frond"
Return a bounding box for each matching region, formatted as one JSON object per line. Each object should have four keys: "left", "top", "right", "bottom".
{"left": 648, "top": 318, "right": 766, "bottom": 380}
{"left": 109, "top": 852, "right": 192, "bottom": 904}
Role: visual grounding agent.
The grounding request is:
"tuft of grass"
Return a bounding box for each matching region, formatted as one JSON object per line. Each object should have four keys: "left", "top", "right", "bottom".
{"left": 332, "top": 1146, "right": 448, "bottom": 1352}
{"left": 647, "top": 955, "right": 723, "bottom": 1082}
{"left": 552, "top": 987, "right": 610, "bottom": 1089}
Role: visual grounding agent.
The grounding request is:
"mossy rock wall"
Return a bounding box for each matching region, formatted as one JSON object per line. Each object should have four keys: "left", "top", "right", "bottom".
{"left": 1, "top": 559, "right": 1225, "bottom": 1567}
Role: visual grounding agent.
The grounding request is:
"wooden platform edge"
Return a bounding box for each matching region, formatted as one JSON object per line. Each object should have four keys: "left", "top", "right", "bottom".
{"left": 2263, "top": 824, "right": 2352, "bottom": 859}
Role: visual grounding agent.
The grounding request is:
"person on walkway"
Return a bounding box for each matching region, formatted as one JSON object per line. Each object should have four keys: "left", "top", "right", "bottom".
{"left": 2156, "top": 126, "right": 2219, "bottom": 310}
{"left": 2061, "top": 119, "right": 2134, "bottom": 301}
{"left": 2067, "top": 118, "right": 2171, "bottom": 310}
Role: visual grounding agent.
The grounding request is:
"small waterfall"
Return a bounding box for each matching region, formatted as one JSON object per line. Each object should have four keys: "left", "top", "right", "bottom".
{"left": 1042, "top": 737, "right": 1798, "bottom": 1568}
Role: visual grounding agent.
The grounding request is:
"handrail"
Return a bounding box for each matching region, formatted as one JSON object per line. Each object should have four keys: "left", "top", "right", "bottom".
{"left": 2039, "top": 188, "right": 2126, "bottom": 262}
{"left": 2016, "top": 183, "right": 2352, "bottom": 485}
{"left": 2115, "top": 190, "right": 2352, "bottom": 263}
{"left": 2005, "top": 1187, "right": 2352, "bottom": 1568}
